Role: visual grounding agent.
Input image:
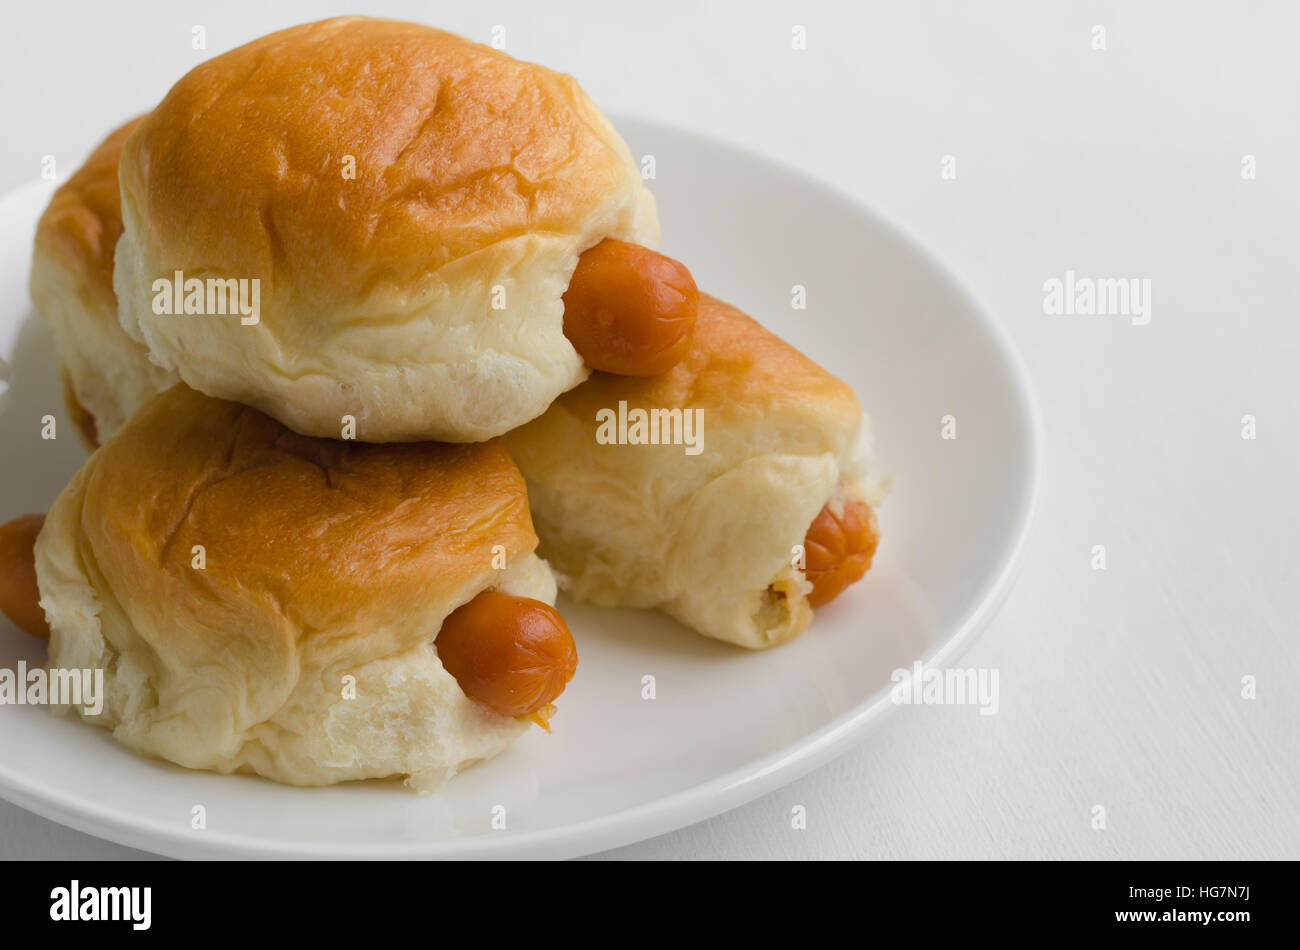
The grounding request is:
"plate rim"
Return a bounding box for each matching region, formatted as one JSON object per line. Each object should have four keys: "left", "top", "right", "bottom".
{"left": 0, "top": 120, "right": 1041, "bottom": 859}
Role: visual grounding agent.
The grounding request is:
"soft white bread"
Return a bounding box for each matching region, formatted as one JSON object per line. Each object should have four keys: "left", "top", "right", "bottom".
{"left": 115, "top": 16, "right": 658, "bottom": 443}
{"left": 506, "top": 294, "right": 880, "bottom": 649}
{"left": 30, "top": 117, "right": 176, "bottom": 445}
{"left": 36, "top": 384, "right": 557, "bottom": 792}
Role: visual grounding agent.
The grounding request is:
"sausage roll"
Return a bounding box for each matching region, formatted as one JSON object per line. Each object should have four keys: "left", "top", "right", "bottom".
{"left": 506, "top": 294, "right": 884, "bottom": 649}
{"left": 34, "top": 385, "right": 576, "bottom": 793}
{"left": 29, "top": 116, "right": 176, "bottom": 446}
{"left": 113, "top": 16, "right": 672, "bottom": 443}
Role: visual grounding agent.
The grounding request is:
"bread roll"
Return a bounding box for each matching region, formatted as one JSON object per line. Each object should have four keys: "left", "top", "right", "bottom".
{"left": 30, "top": 117, "right": 176, "bottom": 444}
{"left": 506, "top": 294, "right": 882, "bottom": 649}
{"left": 36, "top": 385, "right": 560, "bottom": 792}
{"left": 115, "top": 16, "right": 658, "bottom": 443}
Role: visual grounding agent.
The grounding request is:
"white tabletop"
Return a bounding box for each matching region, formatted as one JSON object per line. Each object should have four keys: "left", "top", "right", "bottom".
{"left": 2, "top": 0, "right": 1296, "bottom": 860}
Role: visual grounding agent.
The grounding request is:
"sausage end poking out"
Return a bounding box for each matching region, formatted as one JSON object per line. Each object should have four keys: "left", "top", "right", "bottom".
{"left": 802, "top": 498, "right": 879, "bottom": 608}
{"left": 435, "top": 590, "right": 577, "bottom": 723}
{"left": 0, "top": 514, "right": 50, "bottom": 640}
{"left": 562, "top": 238, "right": 698, "bottom": 376}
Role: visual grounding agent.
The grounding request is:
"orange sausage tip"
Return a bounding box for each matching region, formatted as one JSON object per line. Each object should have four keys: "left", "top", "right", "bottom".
{"left": 562, "top": 239, "right": 698, "bottom": 376}
{"left": 802, "top": 497, "right": 879, "bottom": 609}
{"left": 0, "top": 513, "right": 50, "bottom": 641}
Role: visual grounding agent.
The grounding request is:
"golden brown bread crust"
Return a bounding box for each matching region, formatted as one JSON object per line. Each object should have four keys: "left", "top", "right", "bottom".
{"left": 30, "top": 115, "right": 178, "bottom": 443}
{"left": 506, "top": 294, "right": 874, "bottom": 648}
{"left": 34, "top": 115, "right": 143, "bottom": 307}
{"left": 81, "top": 385, "right": 537, "bottom": 654}
{"left": 36, "top": 383, "right": 555, "bottom": 789}
{"left": 115, "top": 16, "right": 658, "bottom": 442}
{"left": 121, "top": 16, "right": 639, "bottom": 308}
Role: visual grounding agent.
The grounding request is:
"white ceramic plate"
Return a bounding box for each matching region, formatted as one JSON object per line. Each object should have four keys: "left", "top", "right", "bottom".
{"left": 0, "top": 117, "right": 1037, "bottom": 859}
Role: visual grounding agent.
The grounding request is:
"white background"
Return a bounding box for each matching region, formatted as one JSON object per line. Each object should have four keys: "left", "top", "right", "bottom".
{"left": 2, "top": 0, "right": 1297, "bottom": 859}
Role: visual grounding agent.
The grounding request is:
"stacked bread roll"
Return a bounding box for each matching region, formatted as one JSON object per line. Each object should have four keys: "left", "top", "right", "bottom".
{"left": 5, "top": 17, "right": 883, "bottom": 792}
